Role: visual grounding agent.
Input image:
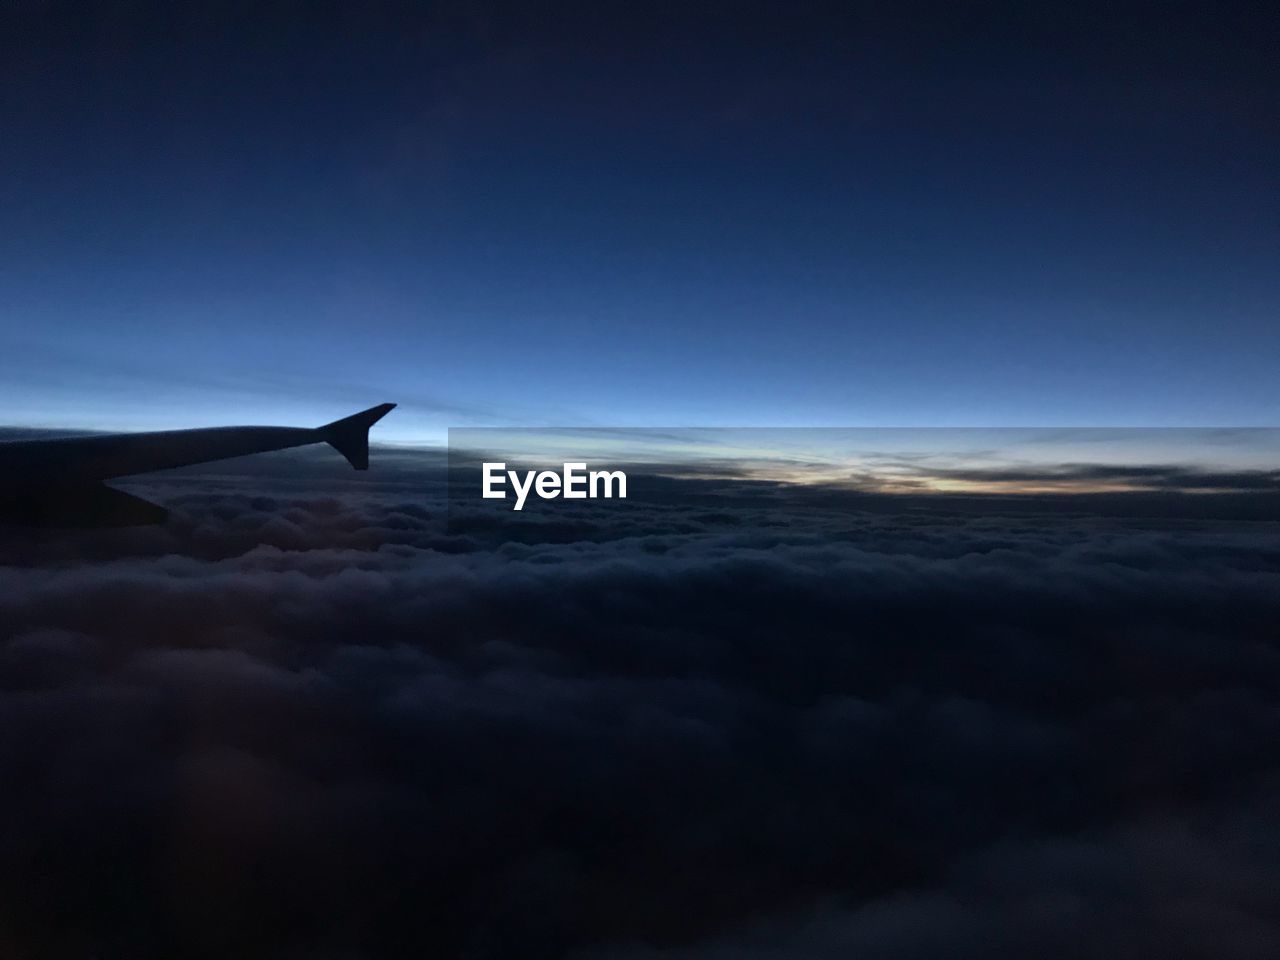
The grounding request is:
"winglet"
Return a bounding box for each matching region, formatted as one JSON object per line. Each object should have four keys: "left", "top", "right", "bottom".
{"left": 319, "top": 403, "right": 396, "bottom": 470}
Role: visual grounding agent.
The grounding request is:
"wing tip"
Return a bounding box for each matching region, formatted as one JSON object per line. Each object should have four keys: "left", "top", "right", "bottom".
{"left": 321, "top": 403, "right": 397, "bottom": 470}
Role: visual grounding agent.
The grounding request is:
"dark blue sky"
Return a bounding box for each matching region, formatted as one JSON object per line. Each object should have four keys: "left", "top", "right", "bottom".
{"left": 2, "top": 1, "right": 1276, "bottom": 440}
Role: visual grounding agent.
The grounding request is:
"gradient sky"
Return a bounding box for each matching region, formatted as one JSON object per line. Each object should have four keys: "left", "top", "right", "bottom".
{"left": 2, "top": 2, "right": 1276, "bottom": 441}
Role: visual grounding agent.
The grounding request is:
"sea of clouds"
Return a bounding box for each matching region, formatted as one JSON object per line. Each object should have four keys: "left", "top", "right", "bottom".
{"left": 0, "top": 450, "right": 1277, "bottom": 958}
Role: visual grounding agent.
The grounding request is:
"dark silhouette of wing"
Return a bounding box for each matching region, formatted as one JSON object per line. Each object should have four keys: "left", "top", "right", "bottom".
{"left": 0, "top": 403, "right": 395, "bottom": 527}
{"left": 0, "top": 483, "right": 171, "bottom": 527}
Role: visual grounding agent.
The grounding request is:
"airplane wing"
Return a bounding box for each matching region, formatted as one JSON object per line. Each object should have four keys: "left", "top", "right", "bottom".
{"left": 0, "top": 403, "right": 396, "bottom": 527}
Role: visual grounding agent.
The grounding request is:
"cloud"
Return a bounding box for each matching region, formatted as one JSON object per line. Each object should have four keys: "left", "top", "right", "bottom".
{"left": 0, "top": 456, "right": 1278, "bottom": 957}
{"left": 910, "top": 462, "right": 1280, "bottom": 493}
{"left": 590, "top": 796, "right": 1280, "bottom": 959}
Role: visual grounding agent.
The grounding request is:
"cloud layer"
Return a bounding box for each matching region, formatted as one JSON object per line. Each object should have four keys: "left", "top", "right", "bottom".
{"left": 1, "top": 458, "right": 1278, "bottom": 958}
